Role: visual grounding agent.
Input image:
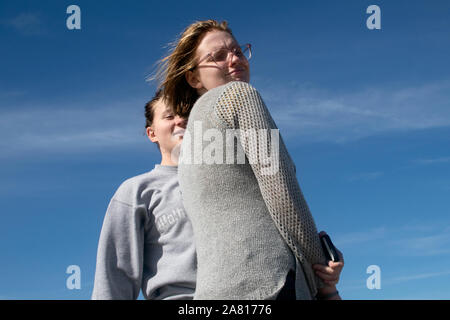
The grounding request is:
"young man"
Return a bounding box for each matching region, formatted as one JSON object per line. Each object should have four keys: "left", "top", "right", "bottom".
{"left": 92, "top": 91, "right": 196, "bottom": 299}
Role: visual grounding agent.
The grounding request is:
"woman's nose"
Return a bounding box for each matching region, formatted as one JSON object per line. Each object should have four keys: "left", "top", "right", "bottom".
{"left": 228, "top": 52, "right": 240, "bottom": 66}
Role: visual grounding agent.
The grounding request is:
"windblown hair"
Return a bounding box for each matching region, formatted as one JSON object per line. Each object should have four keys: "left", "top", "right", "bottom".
{"left": 153, "top": 20, "right": 232, "bottom": 117}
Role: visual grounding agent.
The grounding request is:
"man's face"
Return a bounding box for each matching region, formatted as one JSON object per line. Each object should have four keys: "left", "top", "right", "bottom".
{"left": 147, "top": 99, "right": 187, "bottom": 155}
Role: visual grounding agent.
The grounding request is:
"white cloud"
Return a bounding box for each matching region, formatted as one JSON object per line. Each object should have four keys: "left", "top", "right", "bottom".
{"left": 1, "top": 12, "right": 45, "bottom": 36}
{"left": 340, "top": 269, "right": 450, "bottom": 293}
{"left": 0, "top": 90, "right": 26, "bottom": 98}
{"left": 0, "top": 98, "right": 151, "bottom": 158}
{"left": 258, "top": 79, "right": 450, "bottom": 143}
{"left": 390, "top": 229, "right": 450, "bottom": 257}
{"left": 3, "top": 79, "right": 450, "bottom": 158}
{"left": 388, "top": 270, "right": 450, "bottom": 284}
{"left": 333, "top": 227, "right": 388, "bottom": 248}
{"left": 412, "top": 157, "right": 450, "bottom": 165}
{"left": 334, "top": 222, "right": 450, "bottom": 257}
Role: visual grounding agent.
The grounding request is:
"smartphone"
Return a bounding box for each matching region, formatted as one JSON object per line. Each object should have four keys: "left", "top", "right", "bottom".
{"left": 320, "top": 234, "right": 340, "bottom": 262}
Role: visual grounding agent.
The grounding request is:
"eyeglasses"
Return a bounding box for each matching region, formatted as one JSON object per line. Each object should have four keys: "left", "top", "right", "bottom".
{"left": 192, "top": 43, "right": 252, "bottom": 70}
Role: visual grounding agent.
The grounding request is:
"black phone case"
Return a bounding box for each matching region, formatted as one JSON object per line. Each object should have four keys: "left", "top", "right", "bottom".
{"left": 320, "top": 234, "right": 340, "bottom": 262}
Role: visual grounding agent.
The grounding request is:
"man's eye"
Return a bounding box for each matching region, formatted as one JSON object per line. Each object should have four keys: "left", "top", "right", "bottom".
{"left": 165, "top": 115, "right": 174, "bottom": 119}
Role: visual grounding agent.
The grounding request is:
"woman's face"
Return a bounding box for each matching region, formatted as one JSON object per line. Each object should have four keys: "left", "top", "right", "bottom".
{"left": 187, "top": 30, "right": 250, "bottom": 94}
{"left": 147, "top": 98, "right": 187, "bottom": 155}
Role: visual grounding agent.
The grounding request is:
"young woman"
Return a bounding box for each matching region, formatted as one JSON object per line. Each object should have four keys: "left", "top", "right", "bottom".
{"left": 92, "top": 91, "right": 197, "bottom": 299}
{"left": 159, "top": 20, "right": 344, "bottom": 300}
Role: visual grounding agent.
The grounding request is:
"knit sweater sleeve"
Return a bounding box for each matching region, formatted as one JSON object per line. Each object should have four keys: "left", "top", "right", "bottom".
{"left": 213, "top": 81, "right": 327, "bottom": 281}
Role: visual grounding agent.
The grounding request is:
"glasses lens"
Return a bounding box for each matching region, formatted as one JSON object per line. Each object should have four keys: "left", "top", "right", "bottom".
{"left": 212, "top": 49, "right": 229, "bottom": 62}
{"left": 206, "top": 44, "right": 252, "bottom": 68}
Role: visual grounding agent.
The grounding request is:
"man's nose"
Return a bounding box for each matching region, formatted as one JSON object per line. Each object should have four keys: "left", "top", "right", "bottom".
{"left": 175, "top": 115, "right": 187, "bottom": 127}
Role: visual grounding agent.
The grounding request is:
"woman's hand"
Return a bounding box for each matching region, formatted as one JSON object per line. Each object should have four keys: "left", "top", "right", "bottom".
{"left": 313, "top": 253, "right": 344, "bottom": 286}
{"left": 314, "top": 231, "right": 344, "bottom": 299}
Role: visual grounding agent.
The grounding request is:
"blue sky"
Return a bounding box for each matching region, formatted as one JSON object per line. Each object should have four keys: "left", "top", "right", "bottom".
{"left": 0, "top": 0, "right": 449, "bottom": 299}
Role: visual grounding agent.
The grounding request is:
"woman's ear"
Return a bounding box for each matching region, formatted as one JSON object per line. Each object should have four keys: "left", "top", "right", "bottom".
{"left": 185, "top": 70, "right": 202, "bottom": 89}
{"left": 146, "top": 126, "right": 158, "bottom": 143}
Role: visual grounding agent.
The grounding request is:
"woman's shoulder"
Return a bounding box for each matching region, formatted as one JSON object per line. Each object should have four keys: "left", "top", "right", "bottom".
{"left": 189, "top": 81, "right": 263, "bottom": 127}
{"left": 198, "top": 81, "right": 259, "bottom": 112}
{"left": 194, "top": 81, "right": 257, "bottom": 107}
{"left": 206, "top": 81, "right": 258, "bottom": 100}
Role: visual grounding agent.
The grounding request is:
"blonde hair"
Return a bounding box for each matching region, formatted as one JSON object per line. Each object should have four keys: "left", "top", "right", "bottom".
{"left": 154, "top": 20, "right": 233, "bottom": 117}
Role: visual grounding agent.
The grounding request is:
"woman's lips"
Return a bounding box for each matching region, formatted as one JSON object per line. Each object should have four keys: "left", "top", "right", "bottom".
{"left": 229, "top": 69, "right": 244, "bottom": 75}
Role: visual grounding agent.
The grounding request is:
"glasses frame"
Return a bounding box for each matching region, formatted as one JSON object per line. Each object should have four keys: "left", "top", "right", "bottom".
{"left": 191, "top": 43, "right": 252, "bottom": 71}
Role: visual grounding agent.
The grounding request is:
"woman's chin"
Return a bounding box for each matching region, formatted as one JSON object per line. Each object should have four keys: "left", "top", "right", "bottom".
{"left": 231, "top": 74, "right": 249, "bottom": 83}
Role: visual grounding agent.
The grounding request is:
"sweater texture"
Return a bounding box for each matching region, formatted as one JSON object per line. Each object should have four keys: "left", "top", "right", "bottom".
{"left": 178, "top": 81, "right": 326, "bottom": 300}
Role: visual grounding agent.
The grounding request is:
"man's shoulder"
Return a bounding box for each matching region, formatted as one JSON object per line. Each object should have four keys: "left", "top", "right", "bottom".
{"left": 112, "top": 170, "right": 159, "bottom": 204}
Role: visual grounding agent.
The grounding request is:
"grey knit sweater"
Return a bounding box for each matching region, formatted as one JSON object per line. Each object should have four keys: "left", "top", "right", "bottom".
{"left": 178, "top": 81, "right": 326, "bottom": 300}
